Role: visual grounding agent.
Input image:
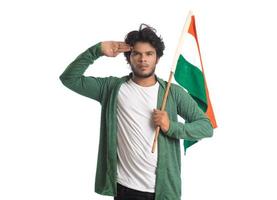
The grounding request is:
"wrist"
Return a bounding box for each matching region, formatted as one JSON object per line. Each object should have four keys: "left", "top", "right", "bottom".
{"left": 162, "top": 122, "right": 170, "bottom": 134}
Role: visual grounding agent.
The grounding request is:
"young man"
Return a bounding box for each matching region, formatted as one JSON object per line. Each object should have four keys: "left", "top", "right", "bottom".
{"left": 59, "top": 24, "right": 213, "bottom": 200}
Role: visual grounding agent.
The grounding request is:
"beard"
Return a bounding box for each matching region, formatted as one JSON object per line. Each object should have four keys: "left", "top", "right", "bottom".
{"left": 130, "top": 64, "right": 156, "bottom": 78}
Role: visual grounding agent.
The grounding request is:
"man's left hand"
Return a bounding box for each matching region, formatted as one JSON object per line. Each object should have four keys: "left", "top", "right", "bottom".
{"left": 152, "top": 109, "right": 170, "bottom": 134}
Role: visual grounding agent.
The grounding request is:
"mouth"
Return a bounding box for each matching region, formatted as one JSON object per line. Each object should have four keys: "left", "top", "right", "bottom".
{"left": 139, "top": 67, "right": 148, "bottom": 71}
{"left": 138, "top": 64, "right": 149, "bottom": 68}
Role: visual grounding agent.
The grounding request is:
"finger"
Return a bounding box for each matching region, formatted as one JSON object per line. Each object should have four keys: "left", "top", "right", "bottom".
{"left": 152, "top": 116, "right": 161, "bottom": 122}
{"left": 153, "top": 108, "right": 161, "bottom": 113}
{"left": 153, "top": 111, "right": 162, "bottom": 116}
{"left": 152, "top": 116, "right": 158, "bottom": 121}
{"left": 115, "top": 42, "right": 129, "bottom": 48}
{"left": 153, "top": 120, "right": 161, "bottom": 127}
{"left": 152, "top": 112, "right": 159, "bottom": 118}
{"left": 117, "top": 43, "right": 131, "bottom": 52}
{"left": 115, "top": 47, "right": 130, "bottom": 53}
{"left": 153, "top": 111, "right": 162, "bottom": 117}
{"left": 117, "top": 47, "right": 130, "bottom": 53}
{"left": 118, "top": 42, "right": 129, "bottom": 47}
{"left": 112, "top": 52, "right": 120, "bottom": 57}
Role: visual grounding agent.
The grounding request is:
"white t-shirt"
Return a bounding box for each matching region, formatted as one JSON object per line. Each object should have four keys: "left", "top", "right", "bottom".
{"left": 116, "top": 78, "right": 159, "bottom": 193}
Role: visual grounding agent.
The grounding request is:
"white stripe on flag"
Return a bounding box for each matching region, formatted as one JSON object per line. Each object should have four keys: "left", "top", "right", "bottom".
{"left": 181, "top": 32, "right": 202, "bottom": 71}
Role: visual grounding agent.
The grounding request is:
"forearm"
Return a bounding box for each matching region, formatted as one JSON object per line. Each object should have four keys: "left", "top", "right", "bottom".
{"left": 165, "top": 117, "right": 213, "bottom": 140}
{"left": 59, "top": 42, "right": 108, "bottom": 102}
{"left": 59, "top": 42, "right": 102, "bottom": 83}
{"left": 165, "top": 85, "right": 214, "bottom": 140}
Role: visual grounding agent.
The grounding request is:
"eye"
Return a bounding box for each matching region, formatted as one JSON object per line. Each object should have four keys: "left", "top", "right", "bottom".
{"left": 131, "top": 51, "right": 138, "bottom": 56}
{"left": 146, "top": 52, "right": 154, "bottom": 56}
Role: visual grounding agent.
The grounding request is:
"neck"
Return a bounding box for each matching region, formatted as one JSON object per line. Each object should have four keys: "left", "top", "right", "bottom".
{"left": 131, "top": 74, "right": 157, "bottom": 87}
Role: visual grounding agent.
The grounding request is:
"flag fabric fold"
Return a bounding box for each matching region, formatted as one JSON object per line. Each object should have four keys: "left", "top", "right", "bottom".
{"left": 172, "top": 12, "right": 217, "bottom": 153}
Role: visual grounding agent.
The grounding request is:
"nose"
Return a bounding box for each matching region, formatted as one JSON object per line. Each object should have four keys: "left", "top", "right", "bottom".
{"left": 139, "top": 54, "right": 147, "bottom": 63}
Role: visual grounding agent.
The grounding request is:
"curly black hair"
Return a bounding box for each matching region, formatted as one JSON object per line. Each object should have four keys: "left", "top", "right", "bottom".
{"left": 124, "top": 24, "right": 165, "bottom": 64}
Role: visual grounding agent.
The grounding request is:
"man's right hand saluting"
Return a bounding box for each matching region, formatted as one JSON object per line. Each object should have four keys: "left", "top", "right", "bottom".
{"left": 101, "top": 41, "right": 131, "bottom": 57}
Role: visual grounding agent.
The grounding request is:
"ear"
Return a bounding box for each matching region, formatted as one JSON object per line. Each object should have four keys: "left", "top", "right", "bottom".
{"left": 156, "top": 57, "right": 160, "bottom": 64}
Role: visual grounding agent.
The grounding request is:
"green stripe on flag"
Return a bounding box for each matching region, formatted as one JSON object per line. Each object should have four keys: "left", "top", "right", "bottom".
{"left": 183, "top": 140, "right": 198, "bottom": 154}
{"left": 174, "top": 55, "right": 207, "bottom": 112}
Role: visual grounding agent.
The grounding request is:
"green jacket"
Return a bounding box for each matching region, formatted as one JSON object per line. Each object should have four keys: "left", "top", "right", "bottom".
{"left": 59, "top": 42, "right": 213, "bottom": 200}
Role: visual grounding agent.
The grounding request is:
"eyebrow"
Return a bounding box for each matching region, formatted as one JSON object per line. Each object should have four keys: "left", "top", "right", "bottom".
{"left": 131, "top": 50, "right": 155, "bottom": 54}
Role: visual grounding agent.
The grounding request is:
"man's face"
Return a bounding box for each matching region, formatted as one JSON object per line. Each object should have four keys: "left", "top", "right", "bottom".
{"left": 129, "top": 42, "right": 159, "bottom": 78}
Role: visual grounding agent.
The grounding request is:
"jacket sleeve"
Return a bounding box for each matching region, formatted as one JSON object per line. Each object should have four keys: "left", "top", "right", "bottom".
{"left": 165, "top": 85, "right": 213, "bottom": 140}
{"left": 59, "top": 42, "right": 108, "bottom": 103}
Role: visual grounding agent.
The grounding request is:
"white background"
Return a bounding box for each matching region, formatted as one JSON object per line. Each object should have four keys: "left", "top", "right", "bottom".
{"left": 1, "top": 0, "right": 277, "bottom": 199}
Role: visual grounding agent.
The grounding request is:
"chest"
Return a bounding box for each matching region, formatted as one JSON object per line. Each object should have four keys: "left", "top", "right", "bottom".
{"left": 117, "top": 81, "right": 159, "bottom": 114}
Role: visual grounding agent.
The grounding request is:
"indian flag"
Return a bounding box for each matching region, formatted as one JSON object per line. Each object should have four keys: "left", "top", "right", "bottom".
{"left": 171, "top": 11, "right": 217, "bottom": 152}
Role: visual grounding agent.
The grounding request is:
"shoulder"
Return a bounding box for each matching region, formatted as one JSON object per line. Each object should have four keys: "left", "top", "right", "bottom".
{"left": 104, "top": 74, "right": 130, "bottom": 90}
{"left": 91, "top": 74, "right": 129, "bottom": 91}
{"left": 156, "top": 76, "right": 189, "bottom": 97}
{"left": 102, "top": 76, "right": 122, "bottom": 89}
{"left": 170, "top": 82, "right": 189, "bottom": 98}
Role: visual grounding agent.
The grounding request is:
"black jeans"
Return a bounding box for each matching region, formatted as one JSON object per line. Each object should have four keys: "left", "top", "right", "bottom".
{"left": 114, "top": 183, "right": 155, "bottom": 200}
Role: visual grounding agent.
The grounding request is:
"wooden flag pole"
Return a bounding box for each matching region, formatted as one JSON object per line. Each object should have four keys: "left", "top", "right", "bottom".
{"left": 151, "top": 10, "right": 193, "bottom": 153}
{"left": 151, "top": 71, "right": 174, "bottom": 153}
